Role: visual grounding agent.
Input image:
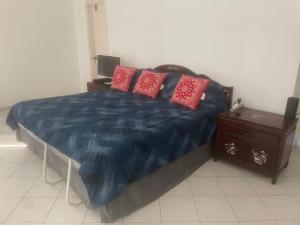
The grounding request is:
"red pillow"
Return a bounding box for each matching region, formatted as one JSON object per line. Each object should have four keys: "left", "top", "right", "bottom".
{"left": 111, "top": 65, "right": 137, "bottom": 92}
{"left": 170, "top": 75, "right": 210, "bottom": 110}
{"left": 133, "top": 70, "right": 166, "bottom": 98}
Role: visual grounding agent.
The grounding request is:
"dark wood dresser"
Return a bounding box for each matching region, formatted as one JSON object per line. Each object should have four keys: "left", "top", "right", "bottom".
{"left": 213, "top": 108, "right": 297, "bottom": 184}
{"left": 87, "top": 78, "right": 111, "bottom": 92}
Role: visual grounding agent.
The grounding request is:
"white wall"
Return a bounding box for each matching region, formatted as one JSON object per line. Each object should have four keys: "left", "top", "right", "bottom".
{"left": 74, "top": 0, "right": 93, "bottom": 91}
{"left": 106, "top": 0, "right": 300, "bottom": 114}
{"left": 0, "top": 0, "right": 81, "bottom": 107}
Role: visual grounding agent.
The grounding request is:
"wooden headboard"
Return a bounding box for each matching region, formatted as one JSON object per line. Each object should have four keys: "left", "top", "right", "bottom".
{"left": 154, "top": 64, "right": 233, "bottom": 111}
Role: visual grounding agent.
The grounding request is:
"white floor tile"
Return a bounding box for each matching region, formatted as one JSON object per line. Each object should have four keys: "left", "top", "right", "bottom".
{"left": 191, "top": 161, "right": 214, "bottom": 177}
{"left": 240, "top": 168, "right": 265, "bottom": 177}
{"left": 281, "top": 163, "right": 300, "bottom": 177}
{"left": 11, "top": 162, "right": 42, "bottom": 178}
{"left": 0, "top": 125, "right": 13, "bottom": 137}
{"left": 123, "top": 223, "right": 160, "bottom": 225}
{"left": 25, "top": 152, "right": 42, "bottom": 162}
{"left": 194, "top": 196, "right": 236, "bottom": 222}
{"left": 3, "top": 223, "right": 42, "bottom": 225}
{"left": 293, "top": 195, "right": 300, "bottom": 205}
{"left": 163, "top": 222, "right": 201, "bottom": 225}
{"left": 201, "top": 222, "right": 240, "bottom": 225}
{"left": 239, "top": 222, "right": 278, "bottom": 225}
{"left": 0, "top": 149, "right": 9, "bottom": 160}
{"left": 228, "top": 196, "right": 274, "bottom": 221}
{"left": 0, "top": 196, "right": 21, "bottom": 222}
{"left": 2, "top": 128, "right": 300, "bottom": 225}
{"left": 59, "top": 185, "right": 79, "bottom": 197}
{"left": 0, "top": 133, "right": 21, "bottom": 145}
{"left": 246, "top": 176, "right": 289, "bottom": 195}
{"left": 84, "top": 223, "right": 122, "bottom": 225}
{"left": 7, "top": 197, "right": 56, "bottom": 223}
{"left": 189, "top": 177, "right": 224, "bottom": 195}
{"left": 160, "top": 196, "right": 198, "bottom": 222}
{"left": 277, "top": 221, "right": 300, "bottom": 225}
{"left": 0, "top": 148, "right": 31, "bottom": 162}
{"left": 0, "top": 178, "right": 37, "bottom": 198}
{"left": 290, "top": 148, "right": 300, "bottom": 163}
{"left": 210, "top": 161, "right": 243, "bottom": 176}
{"left": 84, "top": 209, "right": 102, "bottom": 223}
{"left": 0, "top": 162, "right": 22, "bottom": 178}
{"left": 218, "top": 177, "right": 256, "bottom": 195}
{"left": 122, "top": 200, "right": 161, "bottom": 223}
{"left": 165, "top": 180, "right": 191, "bottom": 195}
{"left": 262, "top": 196, "right": 300, "bottom": 220}
{"left": 279, "top": 177, "right": 300, "bottom": 195}
{"left": 45, "top": 223, "right": 81, "bottom": 225}
{"left": 0, "top": 178, "right": 6, "bottom": 185}
{"left": 45, "top": 167, "right": 62, "bottom": 179}
{"left": 44, "top": 197, "right": 87, "bottom": 223}
{"left": 25, "top": 179, "right": 64, "bottom": 198}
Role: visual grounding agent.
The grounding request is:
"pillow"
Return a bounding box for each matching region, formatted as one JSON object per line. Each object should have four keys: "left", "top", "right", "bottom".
{"left": 133, "top": 70, "right": 167, "bottom": 98}
{"left": 111, "top": 65, "right": 137, "bottom": 92}
{"left": 170, "top": 75, "right": 210, "bottom": 110}
{"left": 130, "top": 68, "right": 156, "bottom": 91}
{"left": 160, "top": 72, "right": 182, "bottom": 99}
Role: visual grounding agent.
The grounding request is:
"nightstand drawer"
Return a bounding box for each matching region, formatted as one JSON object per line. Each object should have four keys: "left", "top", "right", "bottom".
{"left": 244, "top": 140, "right": 275, "bottom": 171}
{"left": 220, "top": 121, "right": 279, "bottom": 144}
{"left": 218, "top": 132, "right": 245, "bottom": 162}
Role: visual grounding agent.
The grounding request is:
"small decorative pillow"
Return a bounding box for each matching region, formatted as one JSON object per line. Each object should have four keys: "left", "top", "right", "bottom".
{"left": 111, "top": 65, "right": 137, "bottom": 92}
{"left": 133, "top": 70, "right": 166, "bottom": 98}
{"left": 170, "top": 75, "right": 210, "bottom": 110}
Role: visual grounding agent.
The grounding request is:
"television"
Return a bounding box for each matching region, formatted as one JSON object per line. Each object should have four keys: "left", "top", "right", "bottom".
{"left": 97, "top": 55, "right": 120, "bottom": 77}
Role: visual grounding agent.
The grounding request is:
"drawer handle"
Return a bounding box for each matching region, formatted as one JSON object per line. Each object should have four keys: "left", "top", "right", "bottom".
{"left": 225, "top": 142, "right": 238, "bottom": 155}
{"left": 252, "top": 150, "right": 268, "bottom": 165}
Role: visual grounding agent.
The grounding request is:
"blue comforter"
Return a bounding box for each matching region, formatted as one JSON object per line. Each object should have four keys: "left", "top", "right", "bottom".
{"left": 7, "top": 79, "right": 225, "bottom": 207}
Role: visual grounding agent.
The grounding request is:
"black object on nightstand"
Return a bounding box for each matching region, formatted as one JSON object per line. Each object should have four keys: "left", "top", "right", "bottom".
{"left": 213, "top": 107, "right": 297, "bottom": 184}
{"left": 87, "top": 78, "right": 111, "bottom": 92}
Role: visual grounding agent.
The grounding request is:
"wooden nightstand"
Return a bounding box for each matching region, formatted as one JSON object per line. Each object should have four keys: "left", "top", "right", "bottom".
{"left": 213, "top": 108, "right": 297, "bottom": 184}
{"left": 87, "top": 78, "right": 111, "bottom": 92}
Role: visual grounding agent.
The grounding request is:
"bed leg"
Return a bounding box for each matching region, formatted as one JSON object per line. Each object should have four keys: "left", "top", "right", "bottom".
{"left": 42, "top": 143, "right": 63, "bottom": 184}
{"left": 65, "top": 158, "right": 82, "bottom": 206}
{"left": 42, "top": 143, "right": 47, "bottom": 182}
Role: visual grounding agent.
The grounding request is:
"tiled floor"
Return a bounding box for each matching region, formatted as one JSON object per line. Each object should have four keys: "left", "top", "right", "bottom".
{"left": 1, "top": 109, "right": 300, "bottom": 225}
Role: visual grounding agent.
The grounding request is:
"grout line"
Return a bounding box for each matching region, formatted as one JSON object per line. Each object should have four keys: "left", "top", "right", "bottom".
{"left": 6, "top": 158, "right": 29, "bottom": 180}
{"left": 82, "top": 201, "right": 89, "bottom": 225}
{"left": 243, "top": 174, "right": 278, "bottom": 222}
{"left": 158, "top": 198, "right": 163, "bottom": 225}
{"left": 2, "top": 175, "right": 39, "bottom": 223}
{"left": 215, "top": 175, "right": 240, "bottom": 222}
{"left": 187, "top": 177, "right": 202, "bottom": 223}
{"left": 41, "top": 181, "right": 70, "bottom": 225}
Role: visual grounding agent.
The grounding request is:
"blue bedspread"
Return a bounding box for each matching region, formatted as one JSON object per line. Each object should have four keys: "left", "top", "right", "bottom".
{"left": 7, "top": 80, "right": 225, "bottom": 207}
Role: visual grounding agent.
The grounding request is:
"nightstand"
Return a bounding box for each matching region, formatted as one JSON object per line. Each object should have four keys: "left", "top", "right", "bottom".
{"left": 213, "top": 108, "right": 297, "bottom": 184}
{"left": 87, "top": 78, "right": 111, "bottom": 92}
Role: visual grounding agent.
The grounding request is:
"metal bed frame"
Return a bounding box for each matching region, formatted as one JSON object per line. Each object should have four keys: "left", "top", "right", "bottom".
{"left": 19, "top": 123, "right": 82, "bottom": 206}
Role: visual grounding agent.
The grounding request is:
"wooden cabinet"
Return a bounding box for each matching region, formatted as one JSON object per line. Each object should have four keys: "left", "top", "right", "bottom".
{"left": 213, "top": 108, "right": 297, "bottom": 184}
{"left": 87, "top": 78, "right": 111, "bottom": 92}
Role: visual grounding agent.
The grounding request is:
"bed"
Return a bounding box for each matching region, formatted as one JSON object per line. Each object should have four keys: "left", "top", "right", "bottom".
{"left": 6, "top": 64, "right": 233, "bottom": 222}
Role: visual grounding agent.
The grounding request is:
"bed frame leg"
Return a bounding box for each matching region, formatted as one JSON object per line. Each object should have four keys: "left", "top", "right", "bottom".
{"left": 65, "top": 158, "right": 82, "bottom": 206}
{"left": 42, "top": 143, "right": 63, "bottom": 184}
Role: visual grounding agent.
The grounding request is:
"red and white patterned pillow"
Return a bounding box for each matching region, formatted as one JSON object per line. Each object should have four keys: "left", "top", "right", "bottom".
{"left": 111, "top": 65, "right": 137, "bottom": 92}
{"left": 170, "top": 75, "right": 210, "bottom": 110}
{"left": 133, "top": 70, "right": 166, "bottom": 98}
